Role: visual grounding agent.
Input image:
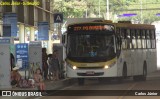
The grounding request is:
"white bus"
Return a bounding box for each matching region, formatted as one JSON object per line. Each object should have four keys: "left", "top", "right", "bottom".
{"left": 62, "top": 20, "right": 157, "bottom": 85}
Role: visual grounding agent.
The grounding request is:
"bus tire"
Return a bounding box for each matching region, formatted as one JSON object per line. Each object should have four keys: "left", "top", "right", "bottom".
{"left": 78, "top": 78, "right": 85, "bottom": 85}
{"left": 123, "top": 63, "right": 127, "bottom": 79}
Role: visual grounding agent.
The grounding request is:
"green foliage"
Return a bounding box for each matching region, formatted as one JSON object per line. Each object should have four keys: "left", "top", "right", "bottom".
{"left": 53, "top": 0, "right": 87, "bottom": 20}
{"left": 53, "top": 0, "right": 160, "bottom": 24}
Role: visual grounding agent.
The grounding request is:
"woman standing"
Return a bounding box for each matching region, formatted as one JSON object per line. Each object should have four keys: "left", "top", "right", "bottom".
{"left": 48, "top": 54, "right": 53, "bottom": 80}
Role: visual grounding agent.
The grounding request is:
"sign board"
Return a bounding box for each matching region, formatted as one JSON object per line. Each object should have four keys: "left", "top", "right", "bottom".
{"left": 0, "top": 37, "right": 12, "bottom": 88}
{"left": 15, "top": 43, "right": 29, "bottom": 70}
{"left": 38, "top": 22, "right": 49, "bottom": 40}
{"left": 3, "top": 25, "right": 11, "bottom": 37}
{"left": 0, "top": 38, "right": 11, "bottom": 44}
{"left": 3, "top": 13, "right": 18, "bottom": 37}
{"left": 29, "top": 41, "right": 42, "bottom": 78}
{"left": 54, "top": 13, "right": 63, "bottom": 23}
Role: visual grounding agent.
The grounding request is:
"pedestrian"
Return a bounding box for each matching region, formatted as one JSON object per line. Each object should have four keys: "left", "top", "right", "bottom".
{"left": 34, "top": 68, "right": 47, "bottom": 94}
{"left": 48, "top": 54, "right": 54, "bottom": 80}
{"left": 51, "top": 50, "right": 60, "bottom": 80}
{"left": 42, "top": 48, "right": 48, "bottom": 80}
{"left": 11, "top": 66, "right": 21, "bottom": 87}
{"left": 10, "top": 53, "right": 15, "bottom": 71}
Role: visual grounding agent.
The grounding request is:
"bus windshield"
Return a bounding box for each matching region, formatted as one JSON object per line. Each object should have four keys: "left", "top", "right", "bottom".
{"left": 67, "top": 34, "right": 116, "bottom": 62}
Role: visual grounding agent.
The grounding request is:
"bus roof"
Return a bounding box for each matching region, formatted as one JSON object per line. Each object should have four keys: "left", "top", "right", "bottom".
{"left": 66, "top": 18, "right": 104, "bottom": 26}
{"left": 68, "top": 20, "right": 155, "bottom": 30}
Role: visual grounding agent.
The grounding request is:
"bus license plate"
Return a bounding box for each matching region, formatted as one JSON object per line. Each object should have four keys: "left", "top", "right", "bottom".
{"left": 86, "top": 71, "right": 95, "bottom": 75}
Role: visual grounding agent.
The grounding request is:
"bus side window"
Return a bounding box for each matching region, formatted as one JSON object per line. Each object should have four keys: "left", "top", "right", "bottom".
{"left": 146, "top": 30, "right": 151, "bottom": 49}
{"left": 126, "top": 29, "right": 131, "bottom": 49}
{"left": 131, "top": 29, "right": 136, "bottom": 49}
{"left": 151, "top": 30, "right": 156, "bottom": 49}
{"left": 121, "top": 28, "right": 126, "bottom": 49}
{"left": 142, "top": 30, "right": 146, "bottom": 49}
{"left": 137, "top": 29, "right": 142, "bottom": 49}
{"left": 116, "top": 28, "right": 121, "bottom": 50}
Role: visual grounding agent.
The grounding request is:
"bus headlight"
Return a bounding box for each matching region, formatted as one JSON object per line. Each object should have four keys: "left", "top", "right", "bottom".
{"left": 104, "top": 62, "right": 116, "bottom": 69}
{"left": 104, "top": 65, "right": 109, "bottom": 69}
{"left": 73, "top": 66, "right": 77, "bottom": 70}
{"left": 67, "top": 62, "right": 77, "bottom": 70}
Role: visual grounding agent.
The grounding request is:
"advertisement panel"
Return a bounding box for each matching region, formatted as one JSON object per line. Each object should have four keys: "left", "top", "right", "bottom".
{"left": 38, "top": 22, "right": 49, "bottom": 40}
{"left": 3, "top": 13, "right": 17, "bottom": 37}
{"left": 15, "top": 43, "right": 29, "bottom": 70}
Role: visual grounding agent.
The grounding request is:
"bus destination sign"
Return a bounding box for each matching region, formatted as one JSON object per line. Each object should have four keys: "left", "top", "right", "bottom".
{"left": 70, "top": 25, "right": 114, "bottom": 32}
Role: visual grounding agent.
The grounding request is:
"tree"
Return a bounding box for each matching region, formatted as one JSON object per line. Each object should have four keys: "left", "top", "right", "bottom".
{"left": 53, "top": 0, "right": 160, "bottom": 24}
{"left": 53, "top": 0, "right": 87, "bottom": 20}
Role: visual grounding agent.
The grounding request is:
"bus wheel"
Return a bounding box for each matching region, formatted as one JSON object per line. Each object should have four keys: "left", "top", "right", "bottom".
{"left": 78, "top": 78, "right": 85, "bottom": 85}
{"left": 123, "top": 63, "right": 127, "bottom": 79}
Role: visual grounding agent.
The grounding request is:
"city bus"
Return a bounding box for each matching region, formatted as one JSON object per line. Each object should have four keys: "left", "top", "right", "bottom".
{"left": 62, "top": 20, "right": 157, "bottom": 85}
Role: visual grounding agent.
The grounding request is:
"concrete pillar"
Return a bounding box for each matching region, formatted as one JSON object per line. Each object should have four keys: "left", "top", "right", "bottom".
{"left": 58, "top": 24, "right": 62, "bottom": 43}
{"left": 19, "top": 24, "right": 25, "bottom": 43}
{"left": 30, "top": 27, "right": 35, "bottom": 41}
{"left": 47, "top": 30, "right": 52, "bottom": 54}
{"left": 0, "top": 20, "right": 2, "bottom": 37}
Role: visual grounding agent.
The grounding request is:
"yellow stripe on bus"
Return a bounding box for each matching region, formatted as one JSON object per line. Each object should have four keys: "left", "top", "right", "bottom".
{"left": 66, "top": 57, "right": 116, "bottom": 68}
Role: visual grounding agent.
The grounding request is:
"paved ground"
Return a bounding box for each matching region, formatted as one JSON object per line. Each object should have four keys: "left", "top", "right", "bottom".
{"left": 28, "top": 69, "right": 160, "bottom": 99}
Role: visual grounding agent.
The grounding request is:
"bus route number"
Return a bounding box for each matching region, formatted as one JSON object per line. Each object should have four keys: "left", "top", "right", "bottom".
{"left": 74, "top": 26, "right": 81, "bottom": 31}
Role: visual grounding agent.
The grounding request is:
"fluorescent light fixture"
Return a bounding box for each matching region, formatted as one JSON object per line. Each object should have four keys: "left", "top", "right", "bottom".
{"left": 118, "top": 13, "right": 137, "bottom": 17}
{"left": 156, "top": 13, "right": 160, "bottom": 16}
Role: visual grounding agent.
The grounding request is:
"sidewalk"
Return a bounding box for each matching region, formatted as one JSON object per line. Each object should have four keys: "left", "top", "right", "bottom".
{"left": 1, "top": 78, "right": 76, "bottom": 91}
{"left": 0, "top": 78, "right": 76, "bottom": 99}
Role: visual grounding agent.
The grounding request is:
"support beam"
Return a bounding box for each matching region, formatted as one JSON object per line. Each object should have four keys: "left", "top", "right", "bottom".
{"left": 0, "top": 21, "right": 2, "bottom": 37}
{"left": 47, "top": 30, "right": 52, "bottom": 54}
